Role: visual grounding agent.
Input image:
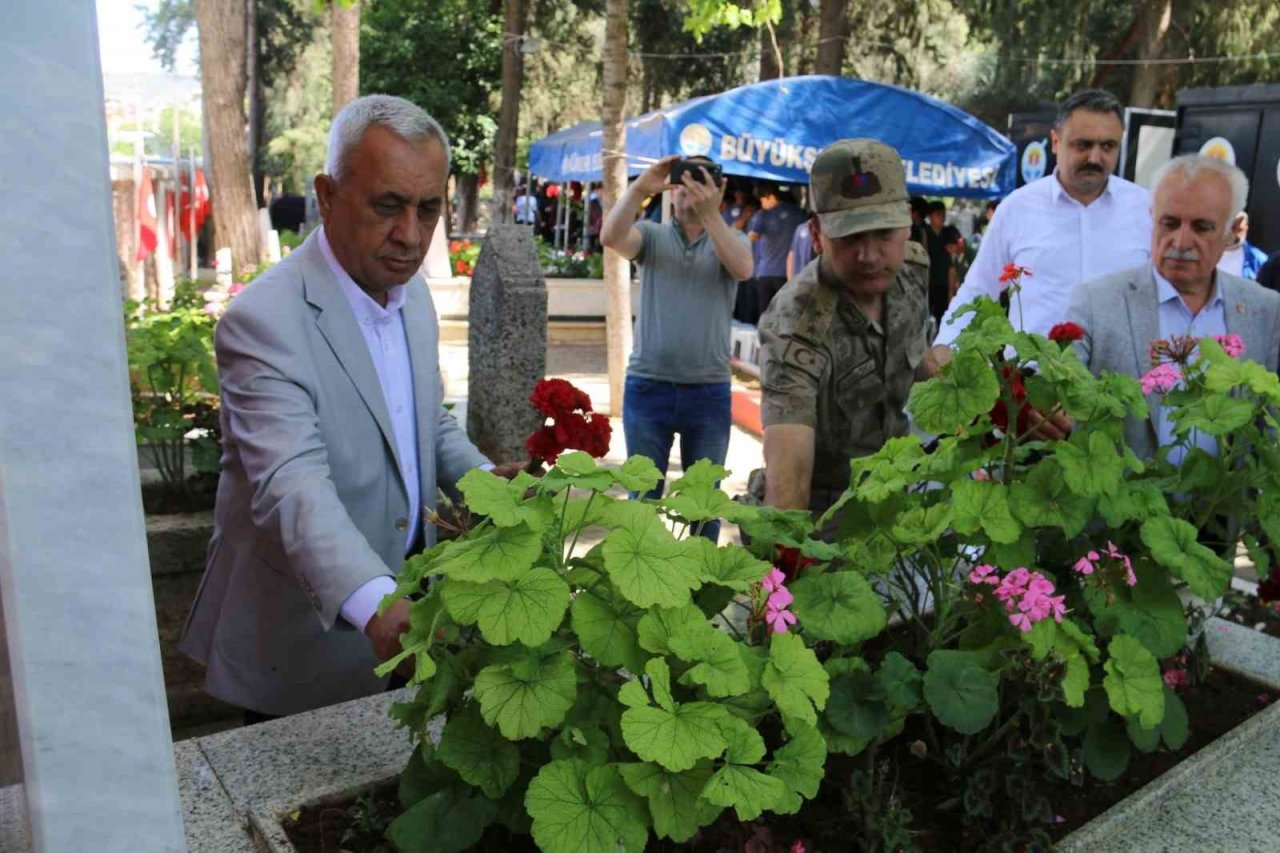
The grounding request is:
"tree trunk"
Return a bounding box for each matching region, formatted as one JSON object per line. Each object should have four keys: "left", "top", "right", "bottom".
{"left": 602, "top": 0, "right": 631, "bottom": 417}
{"left": 492, "top": 0, "right": 526, "bottom": 226}
{"left": 247, "top": 0, "right": 264, "bottom": 206}
{"left": 759, "top": 22, "right": 784, "bottom": 80}
{"left": 815, "top": 0, "right": 847, "bottom": 76}
{"left": 195, "top": 0, "right": 261, "bottom": 271}
{"left": 1128, "top": 0, "right": 1174, "bottom": 108}
{"left": 456, "top": 173, "right": 480, "bottom": 234}
{"left": 331, "top": 0, "right": 361, "bottom": 114}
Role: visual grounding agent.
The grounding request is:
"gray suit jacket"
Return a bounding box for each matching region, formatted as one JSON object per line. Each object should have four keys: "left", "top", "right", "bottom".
{"left": 1066, "top": 264, "right": 1280, "bottom": 460}
{"left": 179, "top": 233, "right": 489, "bottom": 716}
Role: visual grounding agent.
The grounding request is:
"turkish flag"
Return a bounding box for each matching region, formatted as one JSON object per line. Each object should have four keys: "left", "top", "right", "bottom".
{"left": 179, "top": 168, "right": 211, "bottom": 240}
{"left": 135, "top": 166, "right": 158, "bottom": 262}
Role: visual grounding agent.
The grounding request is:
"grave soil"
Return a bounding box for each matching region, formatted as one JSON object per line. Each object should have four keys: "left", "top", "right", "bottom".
{"left": 282, "top": 667, "right": 1268, "bottom": 853}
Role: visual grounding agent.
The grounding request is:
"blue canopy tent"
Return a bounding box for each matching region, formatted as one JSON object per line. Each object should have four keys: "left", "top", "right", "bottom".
{"left": 527, "top": 75, "right": 1017, "bottom": 199}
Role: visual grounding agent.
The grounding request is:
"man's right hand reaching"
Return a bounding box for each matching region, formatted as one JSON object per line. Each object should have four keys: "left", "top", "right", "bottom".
{"left": 365, "top": 597, "right": 413, "bottom": 676}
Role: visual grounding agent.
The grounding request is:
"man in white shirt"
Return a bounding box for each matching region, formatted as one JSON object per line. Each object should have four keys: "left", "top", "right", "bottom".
{"left": 924, "top": 90, "right": 1151, "bottom": 377}
{"left": 180, "top": 95, "right": 523, "bottom": 720}
{"left": 514, "top": 186, "right": 539, "bottom": 224}
{"left": 1215, "top": 211, "right": 1267, "bottom": 281}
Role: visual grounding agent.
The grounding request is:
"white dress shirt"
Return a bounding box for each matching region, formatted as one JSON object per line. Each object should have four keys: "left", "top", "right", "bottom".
{"left": 317, "top": 229, "right": 421, "bottom": 632}
{"left": 1154, "top": 268, "right": 1226, "bottom": 467}
{"left": 935, "top": 171, "right": 1152, "bottom": 345}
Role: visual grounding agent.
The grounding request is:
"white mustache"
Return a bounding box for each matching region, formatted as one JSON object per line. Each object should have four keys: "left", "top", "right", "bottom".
{"left": 1163, "top": 248, "right": 1200, "bottom": 262}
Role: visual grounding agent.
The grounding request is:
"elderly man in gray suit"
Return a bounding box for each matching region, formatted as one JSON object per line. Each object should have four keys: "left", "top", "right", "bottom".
{"left": 180, "top": 95, "right": 521, "bottom": 719}
{"left": 1066, "top": 154, "right": 1280, "bottom": 461}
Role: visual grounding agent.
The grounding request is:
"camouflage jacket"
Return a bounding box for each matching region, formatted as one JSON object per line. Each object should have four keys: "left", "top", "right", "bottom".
{"left": 758, "top": 244, "right": 930, "bottom": 492}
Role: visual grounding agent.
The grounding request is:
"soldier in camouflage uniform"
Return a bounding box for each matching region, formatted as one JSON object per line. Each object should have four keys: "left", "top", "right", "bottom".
{"left": 757, "top": 139, "right": 931, "bottom": 518}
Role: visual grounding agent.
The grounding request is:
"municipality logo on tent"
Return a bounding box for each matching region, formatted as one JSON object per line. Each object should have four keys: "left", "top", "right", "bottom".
{"left": 679, "top": 123, "right": 712, "bottom": 156}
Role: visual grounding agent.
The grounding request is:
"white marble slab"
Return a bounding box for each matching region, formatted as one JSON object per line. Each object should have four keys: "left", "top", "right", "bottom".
{"left": 0, "top": 2, "right": 186, "bottom": 849}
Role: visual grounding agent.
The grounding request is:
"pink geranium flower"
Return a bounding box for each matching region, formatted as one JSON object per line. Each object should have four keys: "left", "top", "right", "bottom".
{"left": 766, "top": 606, "right": 797, "bottom": 634}
{"left": 1213, "top": 334, "right": 1245, "bottom": 358}
{"left": 1140, "top": 362, "right": 1182, "bottom": 395}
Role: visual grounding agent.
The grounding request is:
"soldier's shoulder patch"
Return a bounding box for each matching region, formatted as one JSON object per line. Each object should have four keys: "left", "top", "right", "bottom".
{"left": 777, "top": 338, "right": 829, "bottom": 382}
{"left": 904, "top": 241, "right": 929, "bottom": 269}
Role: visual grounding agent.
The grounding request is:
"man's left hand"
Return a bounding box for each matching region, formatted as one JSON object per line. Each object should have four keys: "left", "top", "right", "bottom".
{"left": 490, "top": 460, "right": 538, "bottom": 479}
{"left": 681, "top": 168, "right": 725, "bottom": 224}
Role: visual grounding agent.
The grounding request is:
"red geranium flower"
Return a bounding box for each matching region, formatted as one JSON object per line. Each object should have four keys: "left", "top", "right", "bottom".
{"left": 529, "top": 378, "right": 594, "bottom": 418}
{"left": 524, "top": 378, "right": 610, "bottom": 463}
{"left": 1048, "top": 322, "right": 1085, "bottom": 344}
{"left": 774, "top": 545, "right": 819, "bottom": 582}
{"left": 999, "top": 263, "right": 1033, "bottom": 284}
{"left": 990, "top": 364, "right": 1032, "bottom": 435}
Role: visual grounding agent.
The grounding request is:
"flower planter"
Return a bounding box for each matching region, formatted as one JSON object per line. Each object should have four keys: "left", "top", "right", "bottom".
{"left": 174, "top": 618, "right": 1280, "bottom": 852}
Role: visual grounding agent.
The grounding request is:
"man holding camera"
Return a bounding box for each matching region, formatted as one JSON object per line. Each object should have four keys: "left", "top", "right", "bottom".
{"left": 601, "top": 155, "right": 753, "bottom": 542}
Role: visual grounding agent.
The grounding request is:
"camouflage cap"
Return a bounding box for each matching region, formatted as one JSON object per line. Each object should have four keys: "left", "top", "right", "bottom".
{"left": 808, "top": 139, "right": 911, "bottom": 238}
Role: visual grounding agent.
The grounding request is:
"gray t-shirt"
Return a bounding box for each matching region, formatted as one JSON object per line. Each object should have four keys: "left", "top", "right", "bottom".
{"left": 628, "top": 219, "right": 747, "bottom": 384}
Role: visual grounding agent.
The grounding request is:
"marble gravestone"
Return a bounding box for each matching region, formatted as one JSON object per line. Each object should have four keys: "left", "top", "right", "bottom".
{"left": 0, "top": 2, "right": 186, "bottom": 851}
{"left": 466, "top": 225, "right": 548, "bottom": 463}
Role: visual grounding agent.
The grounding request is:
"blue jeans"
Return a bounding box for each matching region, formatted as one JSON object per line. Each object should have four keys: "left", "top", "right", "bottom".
{"left": 622, "top": 375, "right": 732, "bottom": 542}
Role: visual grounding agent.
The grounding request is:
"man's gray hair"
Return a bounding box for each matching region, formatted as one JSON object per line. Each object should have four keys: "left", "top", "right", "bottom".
{"left": 1151, "top": 154, "right": 1249, "bottom": 235}
{"left": 325, "top": 94, "right": 451, "bottom": 180}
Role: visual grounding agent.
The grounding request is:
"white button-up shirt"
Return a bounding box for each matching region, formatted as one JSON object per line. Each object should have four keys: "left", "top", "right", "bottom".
{"left": 318, "top": 228, "right": 420, "bottom": 632}
{"left": 935, "top": 172, "right": 1152, "bottom": 345}
{"left": 1155, "top": 269, "right": 1226, "bottom": 467}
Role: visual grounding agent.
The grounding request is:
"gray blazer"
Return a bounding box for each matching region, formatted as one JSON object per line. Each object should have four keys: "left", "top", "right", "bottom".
{"left": 179, "top": 233, "right": 489, "bottom": 716}
{"left": 1066, "top": 264, "right": 1280, "bottom": 460}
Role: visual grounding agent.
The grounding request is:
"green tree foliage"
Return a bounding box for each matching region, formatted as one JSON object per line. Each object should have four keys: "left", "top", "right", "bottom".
{"left": 360, "top": 0, "right": 503, "bottom": 177}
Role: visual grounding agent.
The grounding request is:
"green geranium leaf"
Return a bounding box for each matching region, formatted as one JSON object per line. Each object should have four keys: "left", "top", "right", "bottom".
{"left": 474, "top": 650, "right": 578, "bottom": 739}
{"left": 826, "top": 669, "right": 892, "bottom": 741}
{"left": 1172, "top": 393, "right": 1257, "bottom": 436}
{"left": 1140, "top": 516, "right": 1232, "bottom": 601}
{"left": 672, "top": 627, "right": 752, "bottom": 698}
{"left": 669, "top": 459, "right": 729, "bottom": 492}
{"left": 602, "top": 502, "right": 702, "bottom": 608}
{"left": 441, "top": 567, "right": 569, "bottom": 646}
{"left": 1113, "top": 569, "right": 1187, "bottom": 660}
{"left": 877, "top": 651, "right": 924, "bottom": 711}
{"left": 1083, "top": 719, "right": 1131, "bottom": 781}
{"left": 432, "top": 522, "right": 542, "bottom": 583}
{"left": 1158, "top": 685, "right": 1189, "bottom": 749}
{"left": 697, "top": 542, "right": 772, "bottom": 591}
{"left": 637, "top": 604, "right": 708, "bottom": 655}
{"left": 614, "top": 455, "right": 663, "bottom": 493}
{"left": 562, "top": 495, "right": 616, "bottom": 534}
{"left": 526, "top": 761, "right": 649, "bottom": 853}
{"left": 387, "top": 787, "right": 499, "bottom": 853}
{"left": 550, "top": 726, "right": 612, "bottom": 765}
{"left": 890, "top": 503, "right": 953, "bottom": 546}
{"left": 436, "top": 709, "right": 520, "bottom": 799}
{"left": 618, "top": 762, "right": 722, "bottom": 842}
{"left": 923, "top": 650, "right": 999, "bottom": 735}
{"left": 1097, "top": 482, "right": 1170, "bottom": 527}
{"left": 541, "top": 451, "right": 615, "bottom": 492}
{"left": 908, "top": 347, "right": 1001, "bottom": 435}
{"left": 761, "top": 633, "right": 830, "bottom": 726}
{"left": 1062, "top": 652, "right": 1090, "bottom": 708}
{"left": 571, "top": 588, "right": 647, "bottom": 673}
{"left": 1054, "top": 430, "right": 1125, "bottom": 497}
{"left": 620, "top": 663, "right": 730, "bottom": 772}
{"left": 457, "top": 468, "right": 551, "bottom": 531}
{"left": 1057, "top": 619, "right": 1101, "bottom": 663}
{"left": 951, "top": 479, "right": 1021, "bottom": 544}
{"left": 700, "top": 718, "right": 788, "bottom": 821}
{"left": 1103, "top": 634, "right": 1165, "bottom": 729}
{"left": 1009, "top": 460, "right": 1091, "bottom": 538}
{"left": 819, "top": 658, "right": 873, "bottom": 756}
{"left": 790, "top": 571, "right": 887, "bottom": 645}
{"left": 663, "top": 489, "right": 737, "bottom": 523}
{"left": 1022, "top": 619, "right": 1057, "bottom": 660}
{"left": 767, "top": 723, "right": 827, "bottom": 815}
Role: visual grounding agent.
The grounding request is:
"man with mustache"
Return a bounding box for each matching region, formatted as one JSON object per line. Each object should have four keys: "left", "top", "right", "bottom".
{"left": 181, "top": 95, "right": 521, "bottom": 720}
{"left": 1066, "top": 154, "right": 1280, "bottom": 461}
{"left": 757, "top": 139, "right": 930, "bottom": 517}
{"left": 924, "top": 90, "right": 1151, "bottom": 385}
